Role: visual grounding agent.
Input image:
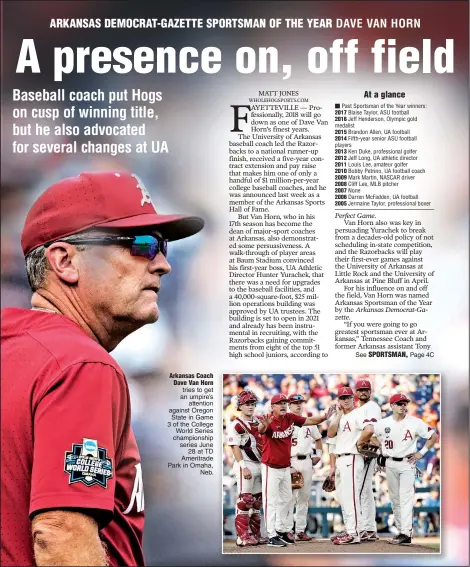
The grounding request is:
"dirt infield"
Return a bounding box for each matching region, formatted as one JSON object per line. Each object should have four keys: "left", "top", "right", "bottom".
{"left": 223, "top": 537, "right": 440, "bottom": 554}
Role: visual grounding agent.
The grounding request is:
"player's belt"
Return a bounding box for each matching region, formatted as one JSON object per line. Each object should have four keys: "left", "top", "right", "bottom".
{"left": 385, "top": 456, "right": 411, "bottom": 462}
{"left": 337, "top": 453, "right": 352, "bottom": 458}
{"left": 293, "top": 453, "right": 312, "bottom": 460}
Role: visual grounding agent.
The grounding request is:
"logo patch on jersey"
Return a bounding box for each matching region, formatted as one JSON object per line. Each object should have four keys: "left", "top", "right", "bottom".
{"left": 342, "top": 421, "right": 351, "bottom": 432}
{"left": 385, "top": 427, "right": 391, "bottom": 433}
{"left": 64, "top": 438, "right": 113, "bottom": 488}
{"left": 402, "top": 429, "right": 413, "bottom": 441}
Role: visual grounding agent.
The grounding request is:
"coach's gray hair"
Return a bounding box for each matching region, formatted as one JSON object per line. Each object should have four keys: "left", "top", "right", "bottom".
{"left": 25, "top": 230, "right": 96, "bottom": 292}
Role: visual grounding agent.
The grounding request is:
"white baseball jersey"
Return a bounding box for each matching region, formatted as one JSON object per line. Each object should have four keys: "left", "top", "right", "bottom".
{"left": 373, "top": 415, "right": 435, "bottom": 458}
{"left": 334, "top": 409, "right": 365, "bottom": 455}
{"left": 227, "top": 416, "right": 262, "bottom": 463}
{"left": 291, "top": 424, "right": 321, "bottom": 457}
{"left": 355, "top": 400, "right": 382, "bottom": 426}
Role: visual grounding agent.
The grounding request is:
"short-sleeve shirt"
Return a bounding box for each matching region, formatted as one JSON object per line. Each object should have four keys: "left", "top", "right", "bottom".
{"left": 291, "top": 424, "right": 321, "bottom": 457}
{"left": 373, "top": 415, "right": 435, "bottom": 458}
{"left": 261, "top": 413, "right": 306, "bottom": 468}
{"left": 1, "top": 308, "right": 144, "bottom": 567}
{"left": 227, "top": 416, "right": 262, "bottom": 463}
{"left": 334, "top": 409, "right": 365, "bottom": 455}
{"left": 355, "top": 400, "right": 382, "bottom": 426}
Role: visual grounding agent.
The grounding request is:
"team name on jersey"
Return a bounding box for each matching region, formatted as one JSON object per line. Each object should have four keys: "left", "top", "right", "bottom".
{"left": 272, "top": 424, "right": 295, "bottom": 439}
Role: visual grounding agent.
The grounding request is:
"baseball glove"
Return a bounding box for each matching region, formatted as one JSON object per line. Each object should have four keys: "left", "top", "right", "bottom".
{"left": 357, "top": 442, "right": 380, "bottom": 459}
{"left": 291, "top": 471, "right": 304, "bottom": 489}
{"left": 322, "top": 474, "right": 335, "bottom": 492}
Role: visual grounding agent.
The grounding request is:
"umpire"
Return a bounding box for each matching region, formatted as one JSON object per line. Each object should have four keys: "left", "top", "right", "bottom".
{"left": 1, "top": 172, "right": 204, "bottom": 566}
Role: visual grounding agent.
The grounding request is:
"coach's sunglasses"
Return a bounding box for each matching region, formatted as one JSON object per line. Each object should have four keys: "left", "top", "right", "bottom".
{"left": 46, "top": 234, "right": 168, "bottom": 260}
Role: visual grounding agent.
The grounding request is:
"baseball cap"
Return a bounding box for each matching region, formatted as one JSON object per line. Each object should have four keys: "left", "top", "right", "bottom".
{"left": 237, "top": 390, "right": 258, "bottom": 408}
{"left": 356, "top": 379, "right": 372, "bottom": 390}
{"left": 271, "top": 393, "right": 288, "bottom": 405}
{"left": 338, "top": 387, "right": 354, "bottom": 397}
{"left": 390, "top": 393, "right": 411, "bottom": 404}
{"left": 288, "top": 394, "right": 305, "bottom": 402}
{"left": 21, "top": 171, "right": 205, "bottom": 256}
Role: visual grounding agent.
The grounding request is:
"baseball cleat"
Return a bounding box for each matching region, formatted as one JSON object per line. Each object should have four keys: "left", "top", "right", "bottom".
{"left": 236, "top": 535, "right": 258, "bottom": 546}
{"left": 276, "top": 531, "right": 295, "bottom": 545}
{"left": 256, "top": 536, "right": 269, "bottom": 545}
{"left": 334, "top": 534, "right": 361, "bottom": 545}
{"left": 387, "top": 534, "right": 402, "bottom": 544}
{"left": 330, "top": 531, "right": 347, "bottom": 542}
{"left": 360, "top": 530, "right": 378, "bottom": 541}
{"left": 295, "top": 531, "right": 312, "bottom": 542}
{"left": 392, "top": 534, "right": 412, "bottom": 545}
{"left": 268, "top": 536, "right": 287, "bottom": 547}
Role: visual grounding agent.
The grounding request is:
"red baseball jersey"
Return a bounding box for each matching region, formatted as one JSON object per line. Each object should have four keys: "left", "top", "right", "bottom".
{"left": 1, "top": 308, "right": 145, "bottom": 566}
{"left": 261, "top": 413, "right": 306, "bottom": 468}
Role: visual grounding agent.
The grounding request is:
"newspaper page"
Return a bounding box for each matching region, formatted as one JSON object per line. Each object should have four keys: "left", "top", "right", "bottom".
{"left": 1, "top": 1, "right": 468, "bottom": 566}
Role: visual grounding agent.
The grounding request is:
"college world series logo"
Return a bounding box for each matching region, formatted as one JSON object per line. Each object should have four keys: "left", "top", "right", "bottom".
{"left": 64, "top": 438, "right": 113, "bottom": 488}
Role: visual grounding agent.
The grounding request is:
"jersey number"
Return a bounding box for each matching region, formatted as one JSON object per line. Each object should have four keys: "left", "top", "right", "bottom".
{"left": 292, "top": 438, "right": 297, "bottom": 447}
{"left": 385, "top": 440, "right": 394, "bottom": 449}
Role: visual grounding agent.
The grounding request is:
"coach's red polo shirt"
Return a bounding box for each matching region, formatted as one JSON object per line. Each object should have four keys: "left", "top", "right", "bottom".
{"left": 1, "top": 308, "right": 145, "bottom": 566}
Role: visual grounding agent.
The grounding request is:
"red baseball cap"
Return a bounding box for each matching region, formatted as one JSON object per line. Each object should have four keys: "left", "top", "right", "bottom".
{"left": 271, "top": 393, "right": 288, "bottom": 405}
{"left": 288, "top": 394, "right": 305, "bottom": 402}
{"left": 21, "top": 171, "right": 205, "bottom": 256}
{"left": 356, "top": 379, "right": 372, "bottom": 390}
{"left": 390, "top": 393, "right": 411, "bottom": 404}
{"left": 338, "top": 387, "right": 354, "bottom": 397}
{"left": 237, "top": 390, "right": 258, "bottom": 408}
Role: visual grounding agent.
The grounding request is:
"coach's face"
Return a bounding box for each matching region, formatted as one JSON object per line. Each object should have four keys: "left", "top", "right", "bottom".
{"left": 272, "top": 401, "right": 288, "bottom": 417}
{"left": 78, "top": 232, "right": 171, "bottom": 327}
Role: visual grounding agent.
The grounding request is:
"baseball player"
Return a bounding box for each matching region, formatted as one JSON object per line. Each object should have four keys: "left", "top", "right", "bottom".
{"left": 358, "top": 392, "right": 438, "bottom": 545}
{"left": 354, "top": 379, "right": 382, "bottom": 541}
{"left": 327, "top": 387, "right": 366, "bottom": 545}
{"left": 285, "top": 394, "right": 323, "bottom": 542}
{"left": 258, "top": 393, "right": 335, "bottom": 547}
{"left": 227, "top": 390, "right": 268, "bottom": 546}
{"left": 1, "top": 172, "right": 204, "bottom": 566}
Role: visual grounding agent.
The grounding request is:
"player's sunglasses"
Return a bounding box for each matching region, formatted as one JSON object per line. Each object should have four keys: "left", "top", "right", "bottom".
{"left": 47, "top": 234, "right": 168, "bottom": 260}
{"left": 338, "top": 395, "right": 353, "bottom": 400}
{"left": 395, "top": 401, "right": 409, "bottom": 406}
{"left": 356, "top": 388, "right": 370, "bottom": 392}
{"left": 289, "top": 395, "right": 304, "bottom": 402}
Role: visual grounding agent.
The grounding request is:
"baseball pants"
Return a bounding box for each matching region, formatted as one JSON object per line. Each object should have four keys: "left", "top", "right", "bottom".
{"left": 286, "top": 457, "right": 312, "bottom": 533}
{"left": 386, "top": 459, "right": 415, "bottom": 537}
{"left": 335, "top": 454, "right": 364, "bottom": 536}
{"left": 261, "top": 463, "right": 292, "bottom": 538}
{"left": 234, "top": 460, "right": 262, "bottom": 495}
{"left": 358, "top": 459, "right": 377, "bottom": 532}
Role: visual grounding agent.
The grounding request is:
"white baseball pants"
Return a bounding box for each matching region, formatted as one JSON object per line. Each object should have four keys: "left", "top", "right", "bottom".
{"left": 358, "top": 459, "right": 377, "bottom": 532}
{"left": 286, "top": 457, "right": 313, "bottom": 533}
{"left": 261, "top": 463, "right": 292, "bottom": 538}
{"left": 335, "top": 454, "right": 364, "bottom": 536}
{"left": 386, "top": 459, "right": 415, "bottom": 537}
{"left": 234, "top": 460, "right": 262, "bottom": 495}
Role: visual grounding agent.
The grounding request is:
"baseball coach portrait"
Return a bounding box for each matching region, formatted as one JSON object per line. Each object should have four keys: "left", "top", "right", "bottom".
{"left": 1, "top": 171, "right": 204, "bottom": 566}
